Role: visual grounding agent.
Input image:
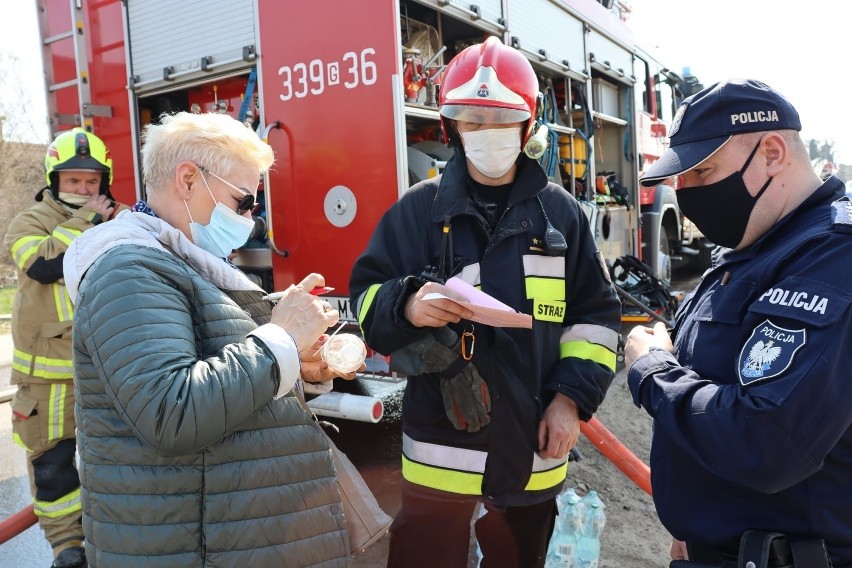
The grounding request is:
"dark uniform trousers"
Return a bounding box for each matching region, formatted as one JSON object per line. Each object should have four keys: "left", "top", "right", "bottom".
{"left": 387, "top": 480, "right": 557, "bottom": 568}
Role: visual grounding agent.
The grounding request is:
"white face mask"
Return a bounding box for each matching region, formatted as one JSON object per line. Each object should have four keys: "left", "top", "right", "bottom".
{"left": 459, "top": 127, "right": 522, "bottom": 178}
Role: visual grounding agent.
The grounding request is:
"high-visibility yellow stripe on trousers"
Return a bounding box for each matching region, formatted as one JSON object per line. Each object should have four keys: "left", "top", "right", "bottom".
{"left": 14, "top": 348, "right": 74, "bottom": 380}
{"left": 33, "top": 488, "right": 81, "bottom": 518}
{"left": 401, "top": 433, "right": 568, "bottom": 495}
{"left": 48, "top": 383, "right": 67, "bottom": 441}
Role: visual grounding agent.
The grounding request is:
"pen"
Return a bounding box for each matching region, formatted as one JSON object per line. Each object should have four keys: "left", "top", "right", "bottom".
{"left": 264, "top": 286, "right": 334, "bottom": 302}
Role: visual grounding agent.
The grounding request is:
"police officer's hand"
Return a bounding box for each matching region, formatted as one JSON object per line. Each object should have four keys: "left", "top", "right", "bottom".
{"left": 537, "top": 393, "right": 580, "bottom": 460}
{"left": 671, "top": 539, "right": 688, "bottom": 561}
{"left": 624, "top": 321, "right": 673, "bottom": 369}
{"left": 85, "top": 194, "right": 116, "bottom": 219}
{"left": 404, "top": 282, "right": 473, "bottom": 327}
{"left": 270, "top": 283, "right": 338, "bottom": 351}
{"left": 299, "top": 334, "right": 365, "bottom": 382}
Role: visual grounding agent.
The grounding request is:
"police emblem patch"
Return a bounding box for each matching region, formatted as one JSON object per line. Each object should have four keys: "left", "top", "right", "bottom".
{"left": 738, "top": 319, "right": 806, "bottom": 386}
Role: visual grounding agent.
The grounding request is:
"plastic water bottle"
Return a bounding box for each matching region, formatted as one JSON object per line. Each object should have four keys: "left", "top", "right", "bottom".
{"left": 546, "top": 487, "right": 583, "bottom": 567}
{"left": 575, "top": 491, "right": 606, "bottom": 568}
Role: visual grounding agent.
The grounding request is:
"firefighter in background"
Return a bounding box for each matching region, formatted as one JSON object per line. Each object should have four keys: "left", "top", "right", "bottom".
{"left": 350, "top": 37, "right": 621, "bottom": 568}
{"left": 4, "top": 128, "right": 123, "bottom": 568}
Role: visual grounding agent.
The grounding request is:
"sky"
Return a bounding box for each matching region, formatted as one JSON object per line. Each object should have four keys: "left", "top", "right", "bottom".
{"left": 2, "top": 1, "right": 852, "bottom": 162}
{"left": 628, "top": 0, "right": 852, "bottom": 164}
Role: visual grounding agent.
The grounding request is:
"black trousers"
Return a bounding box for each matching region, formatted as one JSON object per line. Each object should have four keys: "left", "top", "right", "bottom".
{"left": 387, "top": 480, "right": 557, "bottom": 568}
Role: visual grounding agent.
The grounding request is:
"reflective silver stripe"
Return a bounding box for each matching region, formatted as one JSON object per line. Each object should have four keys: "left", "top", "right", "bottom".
{"left": 522, "top": 255, "right": 565, "bottom": 278}
{"left": 560, "top": 323, "right": 619, "bottom": 351}
{"left": 458, "top": 263, "right": 481, "bottom": 286}
{"left": 403, "top": 433, "right": 486, "bottom": 473}
{"left": 403, "top": 433, "right": 568, "bottom": 473}
{"left": 54, "top": 283, "right": 73, "bottom": 322}
{"left": 51, "top": 226, "right": 80, "bottom": 246}
{"left": 533, "top": 453, "right": 569, "bottom": 471}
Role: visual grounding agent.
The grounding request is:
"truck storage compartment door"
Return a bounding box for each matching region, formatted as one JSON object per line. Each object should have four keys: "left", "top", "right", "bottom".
{"left": 257, "top": 0, "right": 401, "bottom": 308}
{"left": 126, "top": 0, "right": 258, "bottom": 93}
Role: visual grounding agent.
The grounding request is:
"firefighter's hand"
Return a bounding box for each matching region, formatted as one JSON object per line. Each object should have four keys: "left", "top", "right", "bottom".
{"left": 537, "top": 393, "right": 580, "bottom": 460}
{"left": 270, "top": 283, "right": 338, "bottom": 351}
{"left": 405, "top": 282, "right": 473, "bottom": 327}
{"left": 671, "top": 538, "right": 688, "bottom": 561}
{"left": 300, "top": 335, "right": 365, "bottom": 382}
{"left": 624, "top": 322, "right": 673, "bottom": 369}
{"left": 85, "top": 194, "right": 116, "bottom": 220}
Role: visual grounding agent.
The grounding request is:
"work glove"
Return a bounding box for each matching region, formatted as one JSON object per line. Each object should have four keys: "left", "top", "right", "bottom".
{"left": 440, "top": 363, "right": 491, "bottom": 433}
{"left": 389, "top": 326, "right": 461, "bottom": 376}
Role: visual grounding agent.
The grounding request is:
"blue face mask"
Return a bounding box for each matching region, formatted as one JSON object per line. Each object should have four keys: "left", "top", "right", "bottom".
{"left": 184, "top": 172, "right": 254, "bottom": 258}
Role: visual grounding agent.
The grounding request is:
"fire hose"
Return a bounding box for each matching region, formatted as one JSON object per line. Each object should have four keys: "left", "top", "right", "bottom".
{"left": 0, "top": 504, "right": 36, "bottom": 545}
{"left": 580, "top": 415, "right": 652, "bottom": 496}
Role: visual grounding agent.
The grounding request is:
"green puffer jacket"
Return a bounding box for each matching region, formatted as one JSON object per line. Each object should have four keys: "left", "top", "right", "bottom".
{"left": 64, "top": 211, "right": 350, "bottom": 567}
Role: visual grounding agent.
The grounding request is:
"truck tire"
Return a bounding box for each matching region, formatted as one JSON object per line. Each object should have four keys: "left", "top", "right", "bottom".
{"left": 658, "top": 225, "right": 672, "bottom": 285}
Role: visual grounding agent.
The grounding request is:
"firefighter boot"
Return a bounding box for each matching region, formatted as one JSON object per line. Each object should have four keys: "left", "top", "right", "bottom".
{"left": 52, "top": 546, "right": 86, "bottom": 568}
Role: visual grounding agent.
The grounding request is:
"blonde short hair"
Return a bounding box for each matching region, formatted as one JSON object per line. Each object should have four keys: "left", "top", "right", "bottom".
{"left": 141, "top": 112, "right": 274, "bottom": 192}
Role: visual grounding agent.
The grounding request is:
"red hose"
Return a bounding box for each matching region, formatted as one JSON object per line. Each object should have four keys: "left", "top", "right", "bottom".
{"left": 580, "top": 416, "right": 653, "bottom": 496}
{"left": 0, "top": 505, "right": 37, "bottom": 544}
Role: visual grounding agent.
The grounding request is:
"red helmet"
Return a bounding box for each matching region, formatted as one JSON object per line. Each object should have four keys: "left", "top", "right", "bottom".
{"left": 438, "top": 36, "right": 539, "bottom": 145}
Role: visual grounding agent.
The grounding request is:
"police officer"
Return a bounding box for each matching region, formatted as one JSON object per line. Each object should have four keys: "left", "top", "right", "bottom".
{"left": 4, "top": 128, "right": 122, "bottom": 568}
{"left": 625, "top": 79, "right": 852, "bottom": 567}
{"left": 350, "top": 37, "right": 621, "bottom": 568}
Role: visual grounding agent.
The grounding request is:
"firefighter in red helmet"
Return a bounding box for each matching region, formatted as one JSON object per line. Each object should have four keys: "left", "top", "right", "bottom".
{"left": 350, "top": 36, "right": 620, "bottom": 567}
{"left": 3, "top": 128, "right": 126, "bottom": 568}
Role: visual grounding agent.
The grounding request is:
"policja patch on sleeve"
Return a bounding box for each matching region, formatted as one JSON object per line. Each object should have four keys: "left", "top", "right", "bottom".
{"left": 738, "top": 319, "right": 806, "bottom": 386}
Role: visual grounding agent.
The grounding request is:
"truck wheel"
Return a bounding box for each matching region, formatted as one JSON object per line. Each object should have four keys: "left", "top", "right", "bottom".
{"left": 657, "top": 226, "right": 672, "bottom": 285}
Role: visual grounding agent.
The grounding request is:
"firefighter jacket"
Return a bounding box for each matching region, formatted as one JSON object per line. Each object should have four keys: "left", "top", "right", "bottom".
{"left": 350, "top": 152, "right": 621, "bottom": 507}
{"left": 63, "top": 212, "right": 350, "bottom": 567}
{"left": 628, "top": 177, "right": 852, "bottom": 566}
{"left": 4, "top": 192, "right": 104, "bottom": 385}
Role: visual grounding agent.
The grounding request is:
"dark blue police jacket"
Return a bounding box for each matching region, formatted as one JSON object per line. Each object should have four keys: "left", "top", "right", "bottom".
{"left": 629, "top": 177, "right": 852, "bottom": 565}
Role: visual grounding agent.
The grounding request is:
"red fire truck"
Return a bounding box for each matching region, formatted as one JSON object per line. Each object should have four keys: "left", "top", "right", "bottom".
{"left": 35, "top": 0, "right": 693, "bottom": 326}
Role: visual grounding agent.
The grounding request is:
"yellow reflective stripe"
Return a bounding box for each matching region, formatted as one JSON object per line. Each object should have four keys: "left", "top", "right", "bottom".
{"left": 525, "top": 276, "right": 565, "bottom": 300}
{"left": 12, "top": 349, "right": 34, "bottom": 374}
{"left": 10, "top": 236, "right": 46, "bottom": 269}
{"left": 356, "top": 284, "right": 382, "bottom": 328}
{"left": 560, "top": 324, "right": 619, "bottom": 352}
{"left": 12, "top": 433, "right": 30, "bottom": 451}
{"left": 559, "top": 340, "right": 616, "bottom": 372}
{"left": 402, "top": 455, "right": 483, "bottom": 495}
{"left": 51, "top": 226, "right": 81, "bottom": 247}
{"left": 53, "top": 283, "right": 74, "bottom": 322}
{"left": 525, "top": 461, "right": 569, "bottom": 491}
{"left": 48, "top": 383, "right": 66, "bottom": 440}
{"left": 32, "top": 355, "right": 74, "bottom": 380}
{"left": 33, "top": 488, "right": 81, "bottom": 518}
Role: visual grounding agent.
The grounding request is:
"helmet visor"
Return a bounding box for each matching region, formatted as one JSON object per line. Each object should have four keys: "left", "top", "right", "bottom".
{"left": 440, "top": 104, "right": 530, "bottom": 124}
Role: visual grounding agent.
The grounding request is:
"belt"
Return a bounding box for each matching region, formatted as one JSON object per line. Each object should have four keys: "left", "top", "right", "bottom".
{"left": 675, "top": 531, "right": 832, "bottom": 568}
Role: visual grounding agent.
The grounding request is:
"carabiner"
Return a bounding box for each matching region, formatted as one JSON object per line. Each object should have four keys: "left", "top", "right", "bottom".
{"left": 460, "top": 326, "right": 475, "bottom": 361}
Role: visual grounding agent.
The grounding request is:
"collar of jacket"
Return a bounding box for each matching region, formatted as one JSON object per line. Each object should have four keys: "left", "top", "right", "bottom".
{"left": 42, "top": 191, "right": 73, "bottom": 217}
{"left": 721, "top": 176, "right": 846, "bottom": 264}
{"left": 430, "top": 148, "right": 549, "bottom": 224}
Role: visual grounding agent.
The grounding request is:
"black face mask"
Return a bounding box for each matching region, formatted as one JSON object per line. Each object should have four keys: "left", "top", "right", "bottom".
{"left": 676, "top": 140, "right": 773, "bottom": 249}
